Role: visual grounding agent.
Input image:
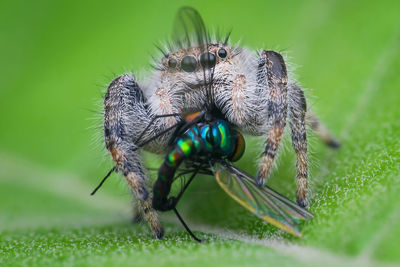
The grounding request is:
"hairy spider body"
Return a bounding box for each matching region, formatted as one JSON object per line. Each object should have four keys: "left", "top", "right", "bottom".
{"left": 102, "top": 8, "right": 339, "bottom": 239}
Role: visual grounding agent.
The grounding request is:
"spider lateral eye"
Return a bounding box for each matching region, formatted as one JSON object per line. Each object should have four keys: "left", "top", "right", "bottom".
{"left": 181, "top": 56, "right": 197, "bottom": 72}
{"left": 200, "top": 52, "right": 216, "bottom": 69}
{"left": 168, "top": 58, "right": 177, "bottom": 68}
{"left": 218, "top": 48, "right": 227, "bottom": 58}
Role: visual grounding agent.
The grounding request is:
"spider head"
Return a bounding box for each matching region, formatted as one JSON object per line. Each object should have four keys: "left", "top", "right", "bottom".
{"left": 161, "top": 43, "right": 233, "bottom": 86}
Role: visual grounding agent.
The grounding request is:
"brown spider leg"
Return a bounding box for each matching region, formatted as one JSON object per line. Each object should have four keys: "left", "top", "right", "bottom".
{"left": 132, "top": 196, "right": 144, "bottom": 223}
{"left": 306, "top": 111, "right": 341, "bottom": 148}
{"left": 288, "top": 84, "right": 309, "bottom": 207}
{"left": 256, "top": 51, "right": 288, "bottom": 186}
{"left": 104, "top": 74, "right": 163, "bottom": 239}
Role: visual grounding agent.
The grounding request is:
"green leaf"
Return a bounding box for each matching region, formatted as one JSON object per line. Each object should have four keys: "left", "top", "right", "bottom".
{"left": 1, "top": 0, "right": 399, "bottom": 266}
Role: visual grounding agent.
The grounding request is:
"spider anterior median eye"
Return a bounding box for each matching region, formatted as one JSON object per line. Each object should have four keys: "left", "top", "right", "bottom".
{"left": 181, "top": 56, "right": 197, "bottom": 72}
{"left": 168, "top": 58, "right": 177, "bottom": 68}
{"left": 200, "top": 52, "right": 216, "bottom": 69}
{"left": 218, "top": 48, "right": 227, "bottom": 58}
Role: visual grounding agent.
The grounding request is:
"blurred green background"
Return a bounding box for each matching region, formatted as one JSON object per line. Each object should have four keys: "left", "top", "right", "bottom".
{"left": 1, "top": 0, "right": 400, "bottom": 266}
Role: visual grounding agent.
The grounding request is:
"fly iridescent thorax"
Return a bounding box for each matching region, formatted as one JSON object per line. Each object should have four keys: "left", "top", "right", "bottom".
{"left": 179, "top": 111, "right": 245, "bottom": 163}
{"left": 162, "top": 110, "right": 246, "bottom": 165}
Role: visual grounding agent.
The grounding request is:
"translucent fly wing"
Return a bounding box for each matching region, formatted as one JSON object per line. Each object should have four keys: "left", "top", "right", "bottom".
{"left": 225, "top": 164, "right": 314, "bottom": 220}
{"left": 214, "top": 161, "right": 314, "bottom": 237}
{"left": 172, "top": 7, "right": 215, "bottom": 106}
{"left": 172, "top": 6, "right": 209, "bottom": 50}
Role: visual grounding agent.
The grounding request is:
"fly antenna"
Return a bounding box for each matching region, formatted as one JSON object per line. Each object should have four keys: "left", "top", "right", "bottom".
{"left": 173, "top": 207, "right": 202, "bottom": 242}
{"left": 90, "top": 166, "right": 117, "bottom": 195}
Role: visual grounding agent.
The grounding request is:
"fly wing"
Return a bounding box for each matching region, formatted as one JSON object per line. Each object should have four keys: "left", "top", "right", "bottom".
{"left": 172, "top": 7, "right": 216, "bottom": 106}
{"left": 214, "top": 161, "right": 314, "bottom": 237}
{"left": 173, "top": 6, "right": 209, "bottom": 50}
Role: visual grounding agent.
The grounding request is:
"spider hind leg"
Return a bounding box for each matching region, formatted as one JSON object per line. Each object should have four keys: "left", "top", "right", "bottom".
{"left": 306, "top": 111, "right": 341, "bottom": 148}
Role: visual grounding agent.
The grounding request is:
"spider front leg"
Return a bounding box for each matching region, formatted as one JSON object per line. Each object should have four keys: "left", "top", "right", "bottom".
{"left": 255, "top": 51, "right": 289, "bottom": 187}
{"left": 104, "top": 74, "right": 165, "bottom": 238}
{"left": 288, "top": 84, "right": 309, "bottom": 207}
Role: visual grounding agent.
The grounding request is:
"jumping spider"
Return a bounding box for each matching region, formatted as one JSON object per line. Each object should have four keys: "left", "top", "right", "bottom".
{"left": 102, "top": 7, "right": 339, "bottom": 238}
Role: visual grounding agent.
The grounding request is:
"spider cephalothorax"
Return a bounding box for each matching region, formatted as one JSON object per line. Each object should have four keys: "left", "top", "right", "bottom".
{"left": 101, "top": 7, "right": 339, "bottom": 239}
